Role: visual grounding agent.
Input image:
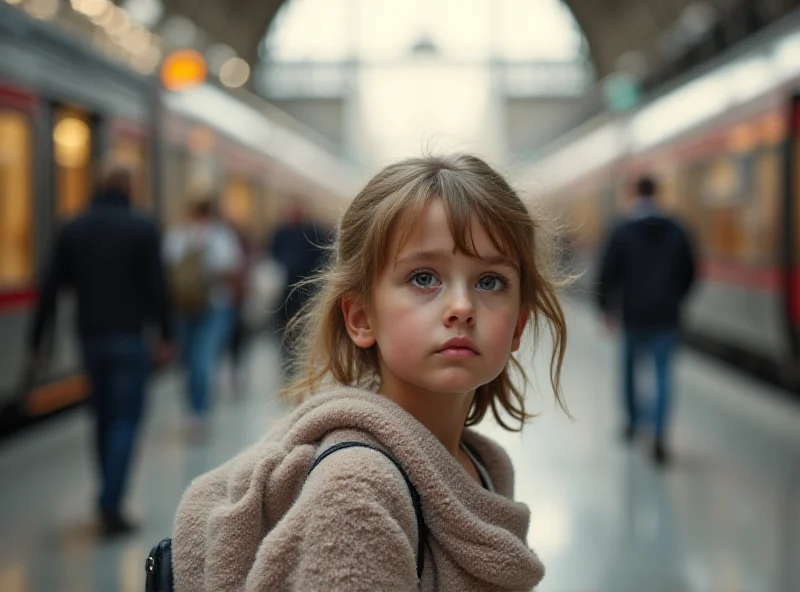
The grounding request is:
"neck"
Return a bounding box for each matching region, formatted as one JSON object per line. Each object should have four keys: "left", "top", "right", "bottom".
{"left": 378, "top": 367, "right": 473, "bottom": 456}
{"left": 93, "top": 188, "right": 130, "bottom": 207}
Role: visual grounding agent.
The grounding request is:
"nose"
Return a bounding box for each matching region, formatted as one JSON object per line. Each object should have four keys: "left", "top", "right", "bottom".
{"left": 444, "top": 285, "right": 475, "bottom": 327}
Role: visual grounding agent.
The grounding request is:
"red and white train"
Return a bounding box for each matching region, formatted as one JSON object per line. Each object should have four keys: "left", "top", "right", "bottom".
{"left": 0, "top": 7, "right": 361, "bottom": 433}
{"left": 522, "top": 12, "right": 800, "bottom": 387}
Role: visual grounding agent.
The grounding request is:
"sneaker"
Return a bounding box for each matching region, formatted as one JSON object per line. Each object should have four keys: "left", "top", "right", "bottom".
{"left": 652, "top": 440, "right": 670, "bottom": 467}
{"left": 101, "top": 511, "right": 138, "bottom": 538}
{"left": 621, "top": 424, "right": 637, "bottom": 444}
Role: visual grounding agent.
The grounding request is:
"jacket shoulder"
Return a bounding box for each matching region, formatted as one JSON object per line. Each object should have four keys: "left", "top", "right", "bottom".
{"left": 127, "top": 211, "right": 159, "bottom": 230}
{"left": 309, "top": 433, "right": 417, "bottom": 517}
{"left": 255, "top": 439, "right": 420, "bottom": 591}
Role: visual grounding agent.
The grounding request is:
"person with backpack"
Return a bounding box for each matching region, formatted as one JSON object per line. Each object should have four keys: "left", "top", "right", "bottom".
{"left": 597, "top": 176, "right": 696, "bottom": 467}
{"left": 164, "top": 196, "right": 243, "bottom": 441}
{"left": 158, "top": 154, "right": 570, "bottom": 591}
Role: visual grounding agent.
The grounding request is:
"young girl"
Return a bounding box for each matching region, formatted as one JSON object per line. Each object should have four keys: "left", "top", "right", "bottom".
{"left": 172, "top": 154, "right": 567, "bottom": 591}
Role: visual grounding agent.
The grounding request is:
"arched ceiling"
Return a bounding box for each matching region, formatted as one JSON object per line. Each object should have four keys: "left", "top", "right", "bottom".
{"left": 157, "top": 0, "right": 779, "bottom": 79}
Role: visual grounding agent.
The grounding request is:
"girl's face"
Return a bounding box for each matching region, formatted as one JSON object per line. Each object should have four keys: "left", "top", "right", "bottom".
{"left": 348, "top": 198, "right": 527, "bottom": 398}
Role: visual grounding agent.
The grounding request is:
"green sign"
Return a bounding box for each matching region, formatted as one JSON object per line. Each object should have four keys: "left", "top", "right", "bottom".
{"left": 603, "top": 73, "right": 641, "bottom": 112}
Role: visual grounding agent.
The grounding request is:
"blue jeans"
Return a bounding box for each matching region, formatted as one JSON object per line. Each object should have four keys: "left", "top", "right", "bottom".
{"left": 178, "top": 305, "right": 234, "bottom": 419}
{"left": 81, "top": 335, "right": 150, "bottom": 514}
{"left": 623, "top": 329, "right": 678, "bottom": 441}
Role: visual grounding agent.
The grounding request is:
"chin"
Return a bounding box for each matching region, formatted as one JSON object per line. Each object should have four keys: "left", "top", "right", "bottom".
{"left": 421, "top": 370, "right": 488, "bottom": 394}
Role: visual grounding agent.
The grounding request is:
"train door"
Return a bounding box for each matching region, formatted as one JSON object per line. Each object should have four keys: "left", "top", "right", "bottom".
{"left": 0, "top": 97, "right": 34, "bottom": 293}
{"left": 47, "top": 104, "right": 100, "bottom": 402}
{"left": 0, "top": 87, "right": 36, "bottom": 410}
{"left": 53, "top": 106, "right": 96, "bottom": 220}
{"left": 784, "top": 90, "right": 800, "bottom": 363}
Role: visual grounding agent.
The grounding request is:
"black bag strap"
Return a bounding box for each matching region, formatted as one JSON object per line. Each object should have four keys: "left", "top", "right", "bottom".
{"left": 308, "top": 441, "right": 427, "bottom": 580}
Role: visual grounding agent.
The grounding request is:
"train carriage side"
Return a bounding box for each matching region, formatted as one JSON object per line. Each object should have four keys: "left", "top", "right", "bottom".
{"left": 524, "top": 18, "right": 800, "bottom": 386}
{"left": 625, "top": 87, "right": 793, "bottom": 368}
{"left": 0, "top": 14, "right": 157, "bottom": 430}
{"left": 0, "top": 48, "right": 362, "bottom": 434}
{"left": 784, "top": 89, "right": 800, "bottom": 378}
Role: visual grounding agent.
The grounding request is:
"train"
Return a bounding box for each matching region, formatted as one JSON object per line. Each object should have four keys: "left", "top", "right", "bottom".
{"left": 0, "top": 6, "right": 362, "bottom": 434}
{"left": 521, "top": 11, "right": 800, "bottom": 388}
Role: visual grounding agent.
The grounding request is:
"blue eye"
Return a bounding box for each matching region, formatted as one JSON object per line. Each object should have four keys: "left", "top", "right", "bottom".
{"left": 409, "top": 271, "right": 440, "bottom": 288}
{"left": 477, "top": 274, "right": 507, "bottom": 291}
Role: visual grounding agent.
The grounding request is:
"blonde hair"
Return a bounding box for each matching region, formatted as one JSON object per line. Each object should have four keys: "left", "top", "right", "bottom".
{"left": 282, "top": 153, "right": 568, "bottom": 431}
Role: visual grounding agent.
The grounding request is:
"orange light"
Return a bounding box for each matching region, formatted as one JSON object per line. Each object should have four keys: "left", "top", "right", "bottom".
{"left": 160, "top": 50, "right": 207, "bottom": 92}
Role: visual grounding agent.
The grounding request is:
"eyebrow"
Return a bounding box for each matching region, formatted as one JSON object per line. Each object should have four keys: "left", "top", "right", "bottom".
{"left": 394, "top": 249, "right": 519, "bottom": 272}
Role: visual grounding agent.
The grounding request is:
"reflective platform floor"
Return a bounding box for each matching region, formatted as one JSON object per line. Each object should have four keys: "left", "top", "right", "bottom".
{"left": 1, "top": 299, "right": 798, "bottom": 592}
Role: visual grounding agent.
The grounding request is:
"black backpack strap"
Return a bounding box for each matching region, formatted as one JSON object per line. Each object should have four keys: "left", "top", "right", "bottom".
{"left": 308, "top": 441, "right": 427, "bottom": 580}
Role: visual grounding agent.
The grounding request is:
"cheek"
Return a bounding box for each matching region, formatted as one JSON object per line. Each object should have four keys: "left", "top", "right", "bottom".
{"left": 481, "top": 305, "right": 521, "bottom": 350}
{"left": 374, "top": 294, "right": 433, "bottom": 356}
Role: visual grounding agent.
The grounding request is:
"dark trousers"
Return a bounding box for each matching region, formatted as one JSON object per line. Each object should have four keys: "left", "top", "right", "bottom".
{"left": 81, "top": 335, "right": 150, "bottom": 514}
{"left": 177, "top": 305, "right": 234, "bottom": 418}
{"left": 228, "top": 305, "right": 247, "bottom": 368}
{"left": 623, "top": 329, "right": 678, "bottom": 442}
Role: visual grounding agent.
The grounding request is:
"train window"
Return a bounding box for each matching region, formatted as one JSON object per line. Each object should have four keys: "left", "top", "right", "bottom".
{"left": 683, "top": 161, "right": 706, "bottom": 241}
{"left": 54, "top": 109, "right": 93, "bottom": 219}
{"left": 222, "top": 176, "right": 255, "bottom": 230}
{"left": 659, "top": 169, "right": 680, "bottom": 213}
{"left": 0, "top": 110, "right": 33, "bottom": 287}
{"left": 752, "top": 147, "right": 780, "bottom": 265}
{"left": 696, "top": 156, "right": 752, "bottom": 263}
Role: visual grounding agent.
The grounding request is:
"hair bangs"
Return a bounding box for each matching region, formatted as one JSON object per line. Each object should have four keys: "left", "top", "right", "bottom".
{"left": 378, "top": 170, "right": 524, "bottom": 272}
{"left": 436, "top": 173, "right": 524, "bottom": 265}
{"left": 373, "top": 187, "right": 430, "bottom": 276}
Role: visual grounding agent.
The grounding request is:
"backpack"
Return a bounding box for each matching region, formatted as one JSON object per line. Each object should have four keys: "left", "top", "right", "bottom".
{"left": 170, "top": 244, "right": 210, "bottom": 316}
{"left": 145, "top": 441, "right": 426, "bottom": 592}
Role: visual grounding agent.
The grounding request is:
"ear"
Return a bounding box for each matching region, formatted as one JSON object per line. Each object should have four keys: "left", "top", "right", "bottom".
{"left": 341, "top": 296, "right": 376, "bottom": 349}
{"left": 510, "top": 309, "right": 529, "bottom": 353}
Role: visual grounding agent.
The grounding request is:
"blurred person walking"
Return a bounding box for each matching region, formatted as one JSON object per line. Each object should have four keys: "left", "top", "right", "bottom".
{"left": 597, "top": 176, "right": 696, "bottom": 466}
{"left": 267, "top": 202, "right": 332, "bottom": 375}
{"left": 28, "top": 165, "right": 174, "bottom": 536}
{"left": 164, "top": 196, "right": 243, "bottom": 440}
{"left": 223, "top": 215, "right": 255, "bottom": 397}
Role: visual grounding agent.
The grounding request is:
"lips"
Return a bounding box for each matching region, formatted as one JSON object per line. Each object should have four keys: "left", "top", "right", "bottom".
{"left": 436, "top": 336, "right": 479, "bottom": 357}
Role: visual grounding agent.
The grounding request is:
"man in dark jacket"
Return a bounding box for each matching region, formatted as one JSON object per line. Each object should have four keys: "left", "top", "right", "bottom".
{"left": 597, "top": 176, "right": 696, "bottom": 466}
{"left": 28, "top": 165, "right": 174, "bottom": 535}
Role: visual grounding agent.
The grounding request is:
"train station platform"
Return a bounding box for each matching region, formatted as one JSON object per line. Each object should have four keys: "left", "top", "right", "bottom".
{"left": 0, "top": 298, "right": 798, "bottom": 592}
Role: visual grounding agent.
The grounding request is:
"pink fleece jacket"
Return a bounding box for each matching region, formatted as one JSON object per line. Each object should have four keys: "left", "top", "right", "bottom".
{"left": 172, "top": 387, "right": 545, "bottom": 591}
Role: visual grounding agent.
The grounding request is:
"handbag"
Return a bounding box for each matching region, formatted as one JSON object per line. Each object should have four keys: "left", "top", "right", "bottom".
{"left": 145, "top": 537, "right": 173, "bottom": 592}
